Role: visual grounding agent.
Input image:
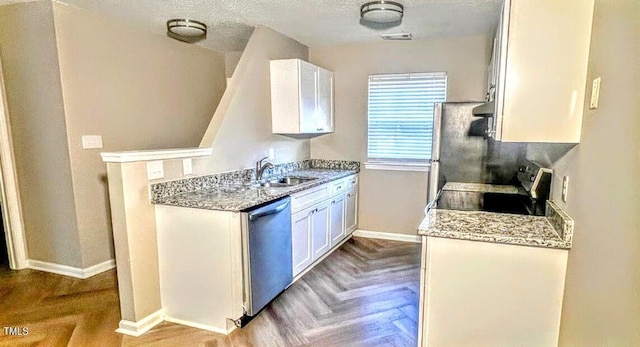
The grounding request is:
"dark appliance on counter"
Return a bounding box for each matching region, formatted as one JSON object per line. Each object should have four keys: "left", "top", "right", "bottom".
{"left": 238, "top": 196, "right": 292, "bottom": 326}
{"left": 429, "top": 160, "right": 552, "bottom": 216}
{"left": 428, "top": 102, "right": 528, "bottom": 202}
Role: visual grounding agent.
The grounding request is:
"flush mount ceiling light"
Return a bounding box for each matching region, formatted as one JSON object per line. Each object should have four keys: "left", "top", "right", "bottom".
{"left": 167, "top": 19, "right": 207, "bottom": 43}
{"left": 360, "top": 1, "right": 404, "bottom": 24}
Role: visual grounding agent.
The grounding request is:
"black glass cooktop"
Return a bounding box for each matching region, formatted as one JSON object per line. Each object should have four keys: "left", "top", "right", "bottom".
{"left": 433, "top": 189, "right": 538, "bottom": 216}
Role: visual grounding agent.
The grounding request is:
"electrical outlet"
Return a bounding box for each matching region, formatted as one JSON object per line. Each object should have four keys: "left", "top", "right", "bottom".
{"left": 562, "top": 176, "right": 570, "bottom": 202}
{"left": 82, "top": 135, "right": 103, "bottom": 149}
{"left": 269, "top": 148, "right": 275, "bottom": 160}
{"left": 146, "top": 161, "right": 164, "bottom": 180}
{"left": 182, "top": 158, "right": 193, "bottom": 176}
{"left": 590, "top": 77, "right": 601, "bottom": 109}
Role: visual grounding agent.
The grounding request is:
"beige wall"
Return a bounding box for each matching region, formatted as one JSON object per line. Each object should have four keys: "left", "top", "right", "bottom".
{"left": 309, "top": 37, "right": 490, "bottom": 234}
{"left": 224, "top": 51, "right": 243, "bottom": 78}
{"left": 51, "top": 2, "right": 226, "bottom": 268}
{"left": 200, "top": 26, "right": 310, "bottom": 172}
{"left": 528, "top": 0, "right": 640, "bottom": 344}
{"left": 0, "top": 1, "right": 83, "bottom": 267}
{"left": 0, "top": 0, "right": 226, "bottom": 269}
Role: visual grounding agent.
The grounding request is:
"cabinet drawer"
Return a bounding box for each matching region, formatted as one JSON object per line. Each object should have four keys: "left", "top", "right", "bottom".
{"left": 291, "top": 184, "right": 329, "bottom": 212}
{"left": 330, "top": 178, "right": 347, "bottom": 196}
{"left": 345, "top": 175, "right": 358, "bottom": 189}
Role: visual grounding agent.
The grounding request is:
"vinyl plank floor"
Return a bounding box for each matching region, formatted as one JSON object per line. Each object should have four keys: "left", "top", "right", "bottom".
{"left": 0, "top": 237, "right": 421, "bottom": 346}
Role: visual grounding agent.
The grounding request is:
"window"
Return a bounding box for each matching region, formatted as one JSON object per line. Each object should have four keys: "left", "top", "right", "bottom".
{"left": 366, "top": 72, "right": 447, "bottom": 171}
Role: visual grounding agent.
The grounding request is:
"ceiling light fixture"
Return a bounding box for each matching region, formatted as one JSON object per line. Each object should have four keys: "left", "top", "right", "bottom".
{"left": 167, "top": 19, "right": 207, "bottom": 43}
{"left": 360, "top": 1, "right": 404, "bottom": 24}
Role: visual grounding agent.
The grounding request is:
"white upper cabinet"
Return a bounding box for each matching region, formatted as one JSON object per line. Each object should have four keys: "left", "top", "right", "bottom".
{"left": 489, "top": 0, "right": 594, "bottom": 143}
{"left": 270, "top": 59, "right": 335, "bottom": 135}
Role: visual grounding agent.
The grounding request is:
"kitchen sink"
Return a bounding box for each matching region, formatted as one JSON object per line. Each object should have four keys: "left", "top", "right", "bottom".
{"left": 259, "top": 176, "right": 317, "bottom": 188}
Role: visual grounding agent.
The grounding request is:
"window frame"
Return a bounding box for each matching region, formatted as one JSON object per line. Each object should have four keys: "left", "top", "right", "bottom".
{"left": 364, "top": 72, "right": 447, "bottom": 172}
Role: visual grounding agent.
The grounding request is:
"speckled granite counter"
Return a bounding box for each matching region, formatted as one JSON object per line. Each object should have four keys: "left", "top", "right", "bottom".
{"left": 151, "top": 161, "right": 359, "bottom": 212}
{"left": 418, "top": 201, "right": 573, "bottom": 249}
{"left": 443, "top": 182, "right": 526, "bottom": 195}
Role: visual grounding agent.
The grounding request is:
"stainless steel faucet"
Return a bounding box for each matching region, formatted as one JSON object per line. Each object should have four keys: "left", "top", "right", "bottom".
{"left": 256, "top": 156, "right": 274, "bottom": 181}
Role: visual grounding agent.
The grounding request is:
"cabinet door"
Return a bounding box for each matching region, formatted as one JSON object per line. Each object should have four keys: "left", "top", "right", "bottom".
{"left": 292, "top": 207, "right": 313, "bottom": 276}
{"left": 496, "top": 0, "right": 593, "bottom": 142}
{"left": 491, "top": 0, "right": 510, "bottom": 140}
{"left": 317, "top": 68, "right": 334, "bottom": 133}
{"left": 345, "top": 189, "right": 358, "bottom": 234}
{"left": 299, "top": 61, "right": 319, "bottom": 133}
{"left": 311, "top": 200, "right": 330, "bottom": 260}
{"left": 329, "top": 193, "right": 346, "bottom": 247}
{"left": 487, "top": 35, "right": 498, "bottom": 102}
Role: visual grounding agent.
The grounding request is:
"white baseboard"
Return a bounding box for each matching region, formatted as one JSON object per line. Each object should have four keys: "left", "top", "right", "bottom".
{"left": 116, "top": 309, "right": 164, "bottom": 337}
{"left": 353, "top": 229, "right": 421, "bottom": 243}
{"left": 27, "top": 259, "right": 116, "bottom": 279}
{"left": 164, "top": 316, "right": 234, "bottom": 335}
{"left": 83, "top": 259, "right": 117, "bottom": 278}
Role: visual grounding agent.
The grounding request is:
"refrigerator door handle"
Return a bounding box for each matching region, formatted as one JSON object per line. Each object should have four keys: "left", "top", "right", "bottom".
{"left": 427, "top": 161, "right": 440, "bottom": 203}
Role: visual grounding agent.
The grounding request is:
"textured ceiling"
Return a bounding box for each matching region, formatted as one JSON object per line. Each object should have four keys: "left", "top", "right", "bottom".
{"left": 1, "top": 0, "right": 502, "bottom": 52}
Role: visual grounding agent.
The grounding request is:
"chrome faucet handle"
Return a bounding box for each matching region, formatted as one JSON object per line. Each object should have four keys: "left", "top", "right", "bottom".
{"left": 256, "top": 156, "right": 268, "bottom": 174}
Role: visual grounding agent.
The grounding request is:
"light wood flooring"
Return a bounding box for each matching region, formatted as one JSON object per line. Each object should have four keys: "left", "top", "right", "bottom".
{"left": 0, "top": 237, "right": 421, "bottom": 346}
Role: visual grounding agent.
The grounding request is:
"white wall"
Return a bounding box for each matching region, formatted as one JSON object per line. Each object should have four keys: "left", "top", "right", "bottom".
{"left": 528, "top": 0, "right": 640, "bottom": 344}
{"left": 309, "top": 36, "right": 490, "bottom": 234}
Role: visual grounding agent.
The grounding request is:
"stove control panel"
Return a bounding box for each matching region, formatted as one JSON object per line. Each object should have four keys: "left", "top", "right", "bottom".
{"left": 517, "top": 160, "right": 553, "bottom": 200}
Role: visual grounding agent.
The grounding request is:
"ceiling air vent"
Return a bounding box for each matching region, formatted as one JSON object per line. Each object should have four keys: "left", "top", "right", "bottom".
{"left": 381, "top": 33, "right": 412, "bottom": 40}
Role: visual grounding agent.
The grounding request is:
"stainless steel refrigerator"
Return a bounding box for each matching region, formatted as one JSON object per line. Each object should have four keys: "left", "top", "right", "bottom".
{"left": 428, "top": 102, "right": 527, "bottom": 202}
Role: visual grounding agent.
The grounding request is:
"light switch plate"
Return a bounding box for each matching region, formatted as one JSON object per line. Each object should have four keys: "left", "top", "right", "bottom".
{"left": 146, "top": 161, "right": 164, "bottom": 180}
{"left": 590, "top": 77, "right": 601, "bottom": 109}
{"left": 182, "top": 158, "right": 193, "bottom": 176}
{"left": 269, "top": 148, "right": 275, "bottom": 160}
{"left": 82, "top": 135, "right": 103, "bottom": 149}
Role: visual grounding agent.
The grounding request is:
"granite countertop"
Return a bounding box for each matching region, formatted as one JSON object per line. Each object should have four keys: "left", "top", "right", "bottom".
{"left": 154, "top": 169, "right": 356, "bottom": 212}
{"left": 443, "top": 182, "right": 526, "bottom": 195}
{"left": 418, "top": 201, "right": 573, "bottom": 249}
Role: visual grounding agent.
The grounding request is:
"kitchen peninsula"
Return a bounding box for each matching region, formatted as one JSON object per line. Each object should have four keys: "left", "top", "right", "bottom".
{"left": 151, "top": 159, "right": 359, "bottom": 334}
{"left": 417, "top": 188, "right": 574, "bottom": 346}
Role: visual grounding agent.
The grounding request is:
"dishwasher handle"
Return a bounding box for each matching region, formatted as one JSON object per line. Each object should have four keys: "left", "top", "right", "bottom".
{"left": 248, "top": 200, "right": 290, "bottom": 221}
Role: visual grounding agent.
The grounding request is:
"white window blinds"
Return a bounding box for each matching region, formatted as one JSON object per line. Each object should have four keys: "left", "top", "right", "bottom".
{"left": 367, "top": 72, "right": 447, "bottom": 163}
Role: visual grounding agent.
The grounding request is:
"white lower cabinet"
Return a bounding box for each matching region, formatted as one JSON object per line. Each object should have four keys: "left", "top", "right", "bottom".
{"left": 345, "top": 188, "right": 358, "bottom": 234}
{"left": 418, "top": 236, "right": 568, "bottom": 346}
{"left": 291, "top": 174, "right": 359, "bottom": 277}
{"left": 292, "top": 207, "right": 314, "bottom": 276}
{"left": 155, "top": 205, "right": 244, "bottom": 334}
{"left": 329, "top": 193, "right": 346, "bottom": 247}
{"left": 311, "top": 200, "right": 330, "bottom": 259}
{"left": 292, "top": 199, "right": 331, "bottom": 277}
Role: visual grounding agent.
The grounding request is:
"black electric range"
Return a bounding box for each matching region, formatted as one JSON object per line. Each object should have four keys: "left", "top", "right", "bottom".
{"left": 429, "top": 160, "right": 552, "bottom": 216}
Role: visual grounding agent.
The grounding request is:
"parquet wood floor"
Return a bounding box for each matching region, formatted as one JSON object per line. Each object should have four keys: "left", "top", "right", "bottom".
{"left": 0, "top": 237, "right": 421, "bottom": 346}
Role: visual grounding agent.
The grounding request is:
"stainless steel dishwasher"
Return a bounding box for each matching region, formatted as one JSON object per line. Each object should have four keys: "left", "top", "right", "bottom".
{"left": 239, "top": 196, "right": 292, "bottom": 325}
